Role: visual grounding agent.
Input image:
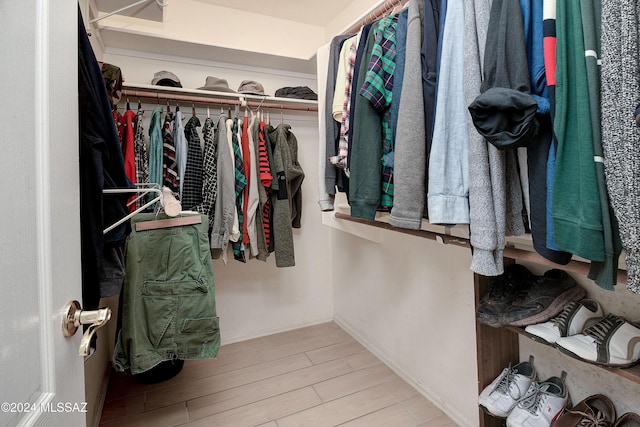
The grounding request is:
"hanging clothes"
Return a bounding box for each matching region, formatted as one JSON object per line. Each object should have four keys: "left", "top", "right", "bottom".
{"left": 241, "top": 114, "right": 252, "bottom": 249}
{"left": 552, "top": 1, "right": 605, "bottom": 262}
{"left": 231, "top": 117, "right": 247, "bottom": 262}
{"left": 210, "top": 114, "right": 237, "bottom": 265}
{"left": 78, "top": 7, "right": 131, "bottom": 311}
{"left": 389, "top": 0, "right": 427, "bottom": 230}
{"left": 182, "top": 115, "right": 204, "bottom": 210}
{"left": 148, "top": 106, "right": 164, "bottom": 192}
{"left": 122, "top": 109, "right": 137, "bottom": 212}
{"left": 601, "top": 0, "right": 640, "bottom": 293}
{"left": 321, "top": 34, "right": 353, "bottom": 211}
{"left": 268, "top": 124, "right": 305, "bottom": 267}
{"left": 258, "top": 120, "right": 273, "bottom": 256}
{"left": 579, "top": 0, "right": 621, "bottom": 290}
{"left": 521, "top": 0, "right": 573, "bottom": 267}
{"left": 174, "top": 109, "right": 187, "bottom": 200}
{"left": 246, "top": 112, "right": 260, "bottom": 257}
{"left": 162, "top": 111, "right": 180, "bottom": 194}
{"left": 113, "top": 213, "right": 220, "bottom": 375}
{"left": 428, "top": 0, "right": 469, "bottom": 224}
{"left": 192, "top": 116, "right": 217, "bottom": 218}
{"left": 134, "top": 108, "right": 149, "bottom": 210}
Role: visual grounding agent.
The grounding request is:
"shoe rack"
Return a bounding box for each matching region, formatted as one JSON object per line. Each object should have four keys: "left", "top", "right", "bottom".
{"left": 474, "top": 257, "right": 639, "bottom": 427}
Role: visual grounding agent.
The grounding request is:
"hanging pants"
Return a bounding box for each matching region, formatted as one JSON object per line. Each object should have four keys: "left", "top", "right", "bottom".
{"left": 113, "top": 213, "right": 220, "bottom": 374}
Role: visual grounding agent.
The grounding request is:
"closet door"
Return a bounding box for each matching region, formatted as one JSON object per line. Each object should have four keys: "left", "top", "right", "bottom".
{"left": 0, "top": 1, "right": 86, "bottom": 426}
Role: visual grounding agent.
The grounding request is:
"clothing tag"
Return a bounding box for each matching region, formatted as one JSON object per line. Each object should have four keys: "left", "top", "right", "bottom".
{"left": 277, "top": 172, "right": 288, "bottom": 200}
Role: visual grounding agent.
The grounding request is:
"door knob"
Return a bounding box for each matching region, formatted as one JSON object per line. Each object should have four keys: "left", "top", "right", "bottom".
{"left": 62, "top": 300, "right": 112, "bottom": 356}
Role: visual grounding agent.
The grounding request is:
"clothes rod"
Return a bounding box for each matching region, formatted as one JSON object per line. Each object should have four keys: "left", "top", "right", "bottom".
{"left": 120, "top": 88, "right": 318, "bottom": 113}
{"left": 342, "top": 0, "right": 409, "bottom": 35}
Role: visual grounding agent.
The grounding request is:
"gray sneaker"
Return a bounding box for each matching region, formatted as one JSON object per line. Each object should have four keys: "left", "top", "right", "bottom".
{"left": 502, "top": 269, "right": 586, "bottom": 327}
{"left": 477, "top": 264, "right": 537, "bottom": 327}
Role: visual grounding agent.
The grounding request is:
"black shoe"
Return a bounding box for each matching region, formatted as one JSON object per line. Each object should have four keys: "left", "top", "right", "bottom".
{"left": 476, "top": 264, "right": 537, "bottom": 327}
{"left": 502, "top": 269, "right": 586, "bottom": 327}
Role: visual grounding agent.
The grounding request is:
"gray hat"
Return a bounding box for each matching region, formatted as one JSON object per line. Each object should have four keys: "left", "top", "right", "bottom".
{"left": 237, "top": 80, "right": 267, "bottom": 96}
{"left": 197, "top": 76, "right": 236, "bottom": 93}
{"left": 151, "top": 70, "right": 182, "bottom": 87}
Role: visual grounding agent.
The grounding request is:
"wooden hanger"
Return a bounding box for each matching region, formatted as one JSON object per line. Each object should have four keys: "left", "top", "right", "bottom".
{"left": 135, "top": 215, "right": 202, "bottom": 231}
{"left": 192, "top": 103, "right": 196, "bottom": 117}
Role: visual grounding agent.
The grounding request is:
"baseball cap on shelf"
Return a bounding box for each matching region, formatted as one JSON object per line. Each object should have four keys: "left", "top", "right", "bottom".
{"left": 237, "top": 80, "right": 267, "bottom": 96}
{"left": 151, "top": 70, "right": 182, "bottom": 88}
{"left": 197, "top": 76, "right": 236, "bottom": 93}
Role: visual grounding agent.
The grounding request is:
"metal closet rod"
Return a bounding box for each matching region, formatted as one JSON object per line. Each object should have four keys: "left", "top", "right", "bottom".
{"left": 120, "top": 88, "right": 318, "bottom": 112}
{"left": 342, "top": 0, "right": 409, "bottom": 35}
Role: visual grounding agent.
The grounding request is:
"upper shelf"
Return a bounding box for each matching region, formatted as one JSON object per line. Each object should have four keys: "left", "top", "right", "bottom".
{"left": 121, "top": 83, "right": 319, "bottom": 112}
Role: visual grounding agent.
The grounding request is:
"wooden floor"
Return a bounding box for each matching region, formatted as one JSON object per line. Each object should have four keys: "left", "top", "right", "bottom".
{"left": 100, "top": 322, "right": 458, "bottom": 427}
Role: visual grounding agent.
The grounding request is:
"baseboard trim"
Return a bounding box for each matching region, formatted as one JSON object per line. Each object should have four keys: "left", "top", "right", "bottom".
{"left": 220, "top": 315, "right": 334, "bottom": 346}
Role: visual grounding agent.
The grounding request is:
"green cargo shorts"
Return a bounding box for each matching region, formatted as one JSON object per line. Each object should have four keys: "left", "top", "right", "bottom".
{"left": 114, "top": 213, "right": 220, "bottom": 374}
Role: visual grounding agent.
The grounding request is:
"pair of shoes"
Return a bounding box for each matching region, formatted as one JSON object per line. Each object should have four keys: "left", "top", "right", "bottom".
{"left": 555, "top": 314, "right": 640, "bottom": 368}
{"left": 477, "top": 265, "right": 586, "bottom": 328}
{"left": 479, "top": 356, "right": 570, "bottom": 426}
{"left": 505, "top": 371, "right": 570, "bottom": 427}
{"left": 614, "top": 413, "right": 640, "bottom": 427}
{"left": 477, "top": 264, "right": 537, "bottom": 328}
{"left": 479, "top": 356, "right": 537, "bottom": 417}
{"left": 525, "top": 299, "right": 604, "bottom": 345}
{"left": 501, "top": 269, "right": 587, "bottom": 327}
{"left": 551, "top": 394, "right": 616, "bottom": 427}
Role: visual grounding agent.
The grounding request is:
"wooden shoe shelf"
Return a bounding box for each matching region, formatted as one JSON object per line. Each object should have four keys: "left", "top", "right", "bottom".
{"left": 474, "top": 258, "right": 638, "bottom": 427}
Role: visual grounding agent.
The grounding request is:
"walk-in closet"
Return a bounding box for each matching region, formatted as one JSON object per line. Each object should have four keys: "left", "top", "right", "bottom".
{"left": 2, "top": 1, "right": 640, "bottom": 426}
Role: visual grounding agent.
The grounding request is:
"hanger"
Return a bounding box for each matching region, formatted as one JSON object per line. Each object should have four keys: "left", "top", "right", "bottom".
{"left": 207, "top": 105, "right": 211, "bottom": 119}
{"left": 137, "top": 97, "right": 142, "bottom": 111}
{"left": 126, "top": 98, "right": 130, "bottom": 111}
{"left": 135, "top": 215, "right": 202, "bottom": 232}
{"left": 166, "top": 99, "right": 171, "bottom": 113}
{"left": 103, "top": 185, "right": 183, "bottom": 234}
{"left": 280, "top": 107, "right": 284, "bottom": 125}
{"left": 192, "top": 103, "right": 197, "bottom": 117}
{"left": 175, "top": 101, "right": 180, "bottom": 112}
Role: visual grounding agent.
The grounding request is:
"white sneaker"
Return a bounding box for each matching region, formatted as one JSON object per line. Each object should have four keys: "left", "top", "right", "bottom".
{"left": 524, "top": 299, "right": 603, "bottom": 344}
{"left": 555, "top": 314, "right": 640, "bottom": 367}
{"left": 479, "top": 356, "right": 536, "bottom": 418}
{"left": 506, "top": 373, "right": 569, "bottom": 427}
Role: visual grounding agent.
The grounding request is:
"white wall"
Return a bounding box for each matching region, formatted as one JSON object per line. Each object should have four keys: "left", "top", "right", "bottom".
{"left": 101, "top": 50, "right": 332, "bottom": 344}
{"left": 329, "top": 216, "right": 479, "bottom": 427}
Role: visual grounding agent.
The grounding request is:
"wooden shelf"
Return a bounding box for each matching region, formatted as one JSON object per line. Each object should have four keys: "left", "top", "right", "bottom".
{"left": 504, "top": 326, "right": 640, "bottom": 384}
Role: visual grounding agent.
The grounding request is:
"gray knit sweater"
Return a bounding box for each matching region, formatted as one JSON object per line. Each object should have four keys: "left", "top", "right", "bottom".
{"left": 601, "top": 0, "right": 640, "bottom": 293}
{"left": 465, "top": 0, "right": 526, "bottom": 276}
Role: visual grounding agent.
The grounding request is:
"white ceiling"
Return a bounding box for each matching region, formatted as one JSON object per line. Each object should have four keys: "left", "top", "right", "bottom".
{"left": 190, "top": 0, "right": 349, "bottom": 27}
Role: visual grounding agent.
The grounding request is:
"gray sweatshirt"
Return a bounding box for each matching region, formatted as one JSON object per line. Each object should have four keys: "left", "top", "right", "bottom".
{"left": 389, "top": 0, "right": 426, "bottom": 229}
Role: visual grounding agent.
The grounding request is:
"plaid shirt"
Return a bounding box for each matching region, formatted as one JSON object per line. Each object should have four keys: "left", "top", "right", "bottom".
{"left": 330, "top": 36, "right": 358, "bottom": 174}
{"left": 181, "top": 116, "right": 204, "bottom": 210}
{"left": 360, "top": 16, "right": 398, "bottom": 209}
{"left": 193, "top": 117, "right": 218, "bottom": 218}
{"left": 231, "top": 118, "right": 247, "bottom": 262}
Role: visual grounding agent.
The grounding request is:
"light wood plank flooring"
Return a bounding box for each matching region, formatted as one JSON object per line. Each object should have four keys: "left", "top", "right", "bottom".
{"left": 100, "top": 322, "right": 458, "bottom": 427}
